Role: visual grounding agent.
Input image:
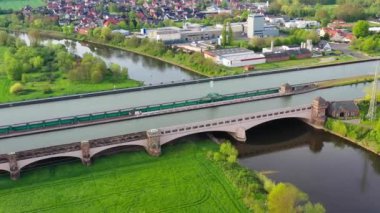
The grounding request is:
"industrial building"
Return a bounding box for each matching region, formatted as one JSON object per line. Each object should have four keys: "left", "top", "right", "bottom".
{"left": 146, "top": 22, "right": 249, "bottom": 43}
{"left": 204, "top": 48, "right": 266, "bottom": 67}
{"left": 247, "top": 14, "right": 279, "bottom": 38}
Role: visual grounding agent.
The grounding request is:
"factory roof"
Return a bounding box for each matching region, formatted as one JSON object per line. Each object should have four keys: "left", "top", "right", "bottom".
{"left": 204, "top": 48, "right": 253, "bottom": 57}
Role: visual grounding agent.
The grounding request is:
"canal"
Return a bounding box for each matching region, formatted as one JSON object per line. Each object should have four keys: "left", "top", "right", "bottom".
{"left": 236, "top": 119, "right": 380, "bottom": 213}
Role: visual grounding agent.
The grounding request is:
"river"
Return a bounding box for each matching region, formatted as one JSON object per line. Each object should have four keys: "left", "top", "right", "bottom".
{"left": 236, "top": 119, "right": 380, "bottom": 213}
{"left": 16, "top": 33, "right": 200, "bottom": 85}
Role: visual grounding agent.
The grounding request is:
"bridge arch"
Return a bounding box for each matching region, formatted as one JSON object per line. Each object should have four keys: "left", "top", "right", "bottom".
{"left": 160, "top": 128, "right": 242, "bottom": 145}
{"left": 242, "top": 115, "right": 311, "bottom": 132}
{"left": 0, "top": 166, "right": 10, "bottom": 173}
{"left": 18, "top": 152, "right": 83, "bottom": 171}
{"left": 89, "top": 139, "right": 147, "bottom": 158}
{"left": 91, "top": 145, "right": 144, "bottom": 159}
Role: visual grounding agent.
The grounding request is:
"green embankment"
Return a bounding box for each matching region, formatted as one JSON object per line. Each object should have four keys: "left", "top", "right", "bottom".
{"left": 324, "top": 101, "right": 380, "bottom": 154}
{"left": 0, "top": 76, "right": 141, "bottom": 103}
{"left": 0, "top": 140, "right": 248, "bottom": 212}
{"left": 254, "top": 55, "right": 355, "bottom": 71}
{"left": 0, "top": 0, "right": 45, "bottom": 10}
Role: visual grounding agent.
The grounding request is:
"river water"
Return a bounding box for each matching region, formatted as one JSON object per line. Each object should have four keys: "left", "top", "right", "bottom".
{"left": 16, "top": 34, "right": 200, "bottom": 85}
{"left": 236, "top": 119, "right": 380, "bottom": 213}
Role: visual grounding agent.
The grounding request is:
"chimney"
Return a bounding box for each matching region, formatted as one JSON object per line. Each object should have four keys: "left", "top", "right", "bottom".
{"left": 271, "top": 40, "right": 274, "bottom": 51}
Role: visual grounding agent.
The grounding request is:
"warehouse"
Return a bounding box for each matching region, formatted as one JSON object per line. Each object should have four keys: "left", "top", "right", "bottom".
{"left": 204, "top": 48, "right": 266, "bottom": 67}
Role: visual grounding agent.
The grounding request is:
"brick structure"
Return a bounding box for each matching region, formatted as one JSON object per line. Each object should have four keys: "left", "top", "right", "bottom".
{"left": 146, "top": 129, "right": 161, "bottom": 156}
{"left": 8, "top": 152, "right": 20, "bottom": 180}
{"left": 311, "top": 96, "right": 329, "bottom": 127}
{"left": 279, "top": 83, "right": 293, "bottom": 95}
{"left": 81, "top": 141, "right": 91, "bottom": 166}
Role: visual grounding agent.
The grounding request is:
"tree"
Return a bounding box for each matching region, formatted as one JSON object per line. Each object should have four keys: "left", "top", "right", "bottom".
{"left": 62, "top": 24, "right": 74, "bottom": 36}
{"left": 268, "top": 183, "right": 308, "bottom": 213}
{"left": 28, "top": 29, "right": 41, "bottom": 46}
{"left": 100, "top": 27, "right": 112, "bottom": 41}
{"left": 315, "top": 9, "right": 330, "bottom": 27}
{"left": 221, "top": 22, "right": 227, "bottom": 47}
{"left": 0, "top": 31, "right": 8, "bottom": 45}
{"left": 335, "top": 4, "right": 365, "bottom": 22}
{"left": 303, "top": 202, "right": 326, "bottom": 213}
{"left": 4, "top": 52, "right": 22, "bottom": 80}
{"left": 227, "top": 22, "right": 233, "bottom": 45}
{"left": 91, "top": 70, "right": 104, "bottom": 83}
{"left": 353, "top": 20, "right": 370, "bottom": 38}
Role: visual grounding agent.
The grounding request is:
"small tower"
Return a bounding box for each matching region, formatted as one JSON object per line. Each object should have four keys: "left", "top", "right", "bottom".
{"left": 311, "top": 96, "right": 329, "bottom": 126}
{"left": 279, "top": 83, "right": 293, "bottom": 95}
{"left": 367, "top": 66, "right": 379, "bottom": 121}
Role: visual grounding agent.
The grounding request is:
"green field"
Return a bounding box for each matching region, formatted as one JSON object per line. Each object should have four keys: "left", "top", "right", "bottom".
{"left": 0, "top": 76, "right": 141, "bottom": 103}
{"left": 254, "top": 55, "right": 355, "bottom": 71}
{"left": 0, "top": 140, "right": 248, "bottom": 212}
{"left": 0, "top": 0, "right": 45, "bottom": 10}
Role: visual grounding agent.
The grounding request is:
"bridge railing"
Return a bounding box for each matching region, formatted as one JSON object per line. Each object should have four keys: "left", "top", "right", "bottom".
{"left": 159, "top": 104, "right": 313, "bottom": 135}
{"left": 0, "top": 81, "right": 321, "bottom": 137}
{"left": 0, "top": 87, "right": 284, "bottom": 136}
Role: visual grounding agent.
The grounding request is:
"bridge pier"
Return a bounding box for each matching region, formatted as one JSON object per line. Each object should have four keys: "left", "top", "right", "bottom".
{"left": 8, "top": 152, "right": 20, "bottom": 180}
{"left": 228, "top": 127, "right": 247, "bottom": 142}
{"left": 81, "top": 141, "right": 91, "bottom": 166}
{"left": 146, "top": 129, "right": 161, "bottom": 156}
{"left": 311, "top": 97, "right": 329, "bottom": 128}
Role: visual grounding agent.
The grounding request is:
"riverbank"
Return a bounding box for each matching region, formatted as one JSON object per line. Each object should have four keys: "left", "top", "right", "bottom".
{"left": 3, "top": 28, "right": 374, "bottom": 78}
{"left": 324, "top": 117, "right": 380, "bottom": 156}
{"left": 324, "top": 128, "right": 380, "bottom": 156}
{"left": 316, "top": 75, "right": 375, "bottom": 89}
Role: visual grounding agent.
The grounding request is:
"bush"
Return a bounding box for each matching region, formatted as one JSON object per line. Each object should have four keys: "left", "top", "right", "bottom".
{"left": 42, "top": 85, "right": 53, "bottom": 94}
{"left": 9, "top": 82, "right": 24, "bottom": 95}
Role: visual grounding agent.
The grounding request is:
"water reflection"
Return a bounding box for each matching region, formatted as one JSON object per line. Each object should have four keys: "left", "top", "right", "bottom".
{"left": 15, "top": 33, "right": 200, "bottom": 84}
{"left": 237, "top": 118, "right": 380, "bottom": 213}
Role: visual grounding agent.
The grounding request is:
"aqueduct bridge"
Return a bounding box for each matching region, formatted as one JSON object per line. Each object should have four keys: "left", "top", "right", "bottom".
{"left": 0, "top": 83, "right": 366, "bottom": 179}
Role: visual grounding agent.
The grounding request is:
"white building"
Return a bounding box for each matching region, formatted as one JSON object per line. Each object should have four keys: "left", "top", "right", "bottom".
{"left": 221, "top": 53, "right": 266, "bottom": 67}
{"left": 369, "top": 27, "right": 380, "bottom": 33}
{"left": 284, "top": 20, "right": 320, "bottom": 29}
{"left": 147, "top": 27, "right": 181, "bottom": 42}
{"left": 204, "top": 48, "right": 265, "bottom": 67}
{"left": 248, "top": 14, "right": 265, "bottom": 38}
{"left": 248, "top": 14, "right": 280, "bottom": 38}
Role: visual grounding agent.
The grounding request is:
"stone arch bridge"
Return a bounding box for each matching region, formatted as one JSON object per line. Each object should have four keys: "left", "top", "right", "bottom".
{"left": 0, "top": 97, "right": 328, "bottom": 180}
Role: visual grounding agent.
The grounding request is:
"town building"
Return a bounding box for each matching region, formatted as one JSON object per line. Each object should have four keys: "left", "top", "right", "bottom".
{"left": 204, "top": 48, "right": 266, "bottom": 67}
{"left": 247, "top": 14, "right": 279, "bottom": 38}
{"left": 247, "top": 13, "right": 264, "bottom": 37}
{"left": 320, "top": 27, "right": 354, "bottom": 43}
{"left": 317, "top": 40, "right": 332, "bottom": 53}
{"left": 327, "top": 101, "right": 360, "bottom": 119}
{"left": 369, "top": 27, "right": 380, "bottom": 33}
{"left": 284, "top": 20, "right": 320, "bottom": 29}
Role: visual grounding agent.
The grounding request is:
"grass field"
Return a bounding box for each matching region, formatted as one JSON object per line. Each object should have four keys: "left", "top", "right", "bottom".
{"left": 0, "top": 140, "right": 248, "bottom": 212}
{"left": 0, "top": 0, "right": 45, "bottom": 10}
{"left": 254, "top": 55, "right": 355, "bottom": 71}
{"left": 0, "top": 76, "right": 142, "bottom": 103}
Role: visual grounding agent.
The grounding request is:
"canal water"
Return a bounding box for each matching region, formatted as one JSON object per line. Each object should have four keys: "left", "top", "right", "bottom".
{"left": 16, "top": 33, "right": 200, "bottom": 85}
{"left": 236, "top": 119, "right": 380, "bottom": 213}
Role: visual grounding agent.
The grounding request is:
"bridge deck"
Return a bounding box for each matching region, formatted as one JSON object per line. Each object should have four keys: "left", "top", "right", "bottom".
{"left": 0, "top": 84, "right": 366, "bottom": 155}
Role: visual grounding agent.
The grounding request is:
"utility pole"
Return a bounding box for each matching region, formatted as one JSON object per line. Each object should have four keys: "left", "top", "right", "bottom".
{"left": 367, "top": 63, "right": 379, "bottom": 121}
